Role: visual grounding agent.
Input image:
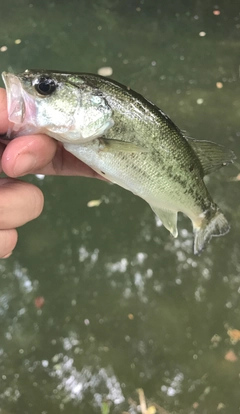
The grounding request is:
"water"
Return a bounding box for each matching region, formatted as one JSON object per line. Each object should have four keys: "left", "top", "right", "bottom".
{"left": 0, "top": 1, "right": 240, "bottom": 413}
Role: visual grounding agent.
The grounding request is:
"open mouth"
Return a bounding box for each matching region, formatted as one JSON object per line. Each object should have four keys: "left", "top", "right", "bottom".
{"left": 2, "top": 72, "right": 26, "bottom": 125}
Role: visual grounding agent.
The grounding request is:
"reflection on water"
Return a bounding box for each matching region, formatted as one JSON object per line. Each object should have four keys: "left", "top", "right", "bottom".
{"left": 0, "top": 0, "right": 240, "bottom": 413}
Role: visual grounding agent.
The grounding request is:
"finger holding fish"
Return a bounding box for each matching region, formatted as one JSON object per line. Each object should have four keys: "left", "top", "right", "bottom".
{"left": 1, "top": 133, "right": 104, "bottom": 178}
{"left": 0, "top": 229, "right": 18, "bottom": 259}
{"left": 0, "top": 178, "right": 44, "bottom": 259}
{"left": 0, "top": 179, "right": 44, "bottom": 228}
{"left": 1, "top": 134, "right": 57, "bottom": 177}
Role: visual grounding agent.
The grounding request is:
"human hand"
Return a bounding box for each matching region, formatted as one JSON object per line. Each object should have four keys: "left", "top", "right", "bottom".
{"left": 0, "top": 87, "right": 101, "bottom": 258}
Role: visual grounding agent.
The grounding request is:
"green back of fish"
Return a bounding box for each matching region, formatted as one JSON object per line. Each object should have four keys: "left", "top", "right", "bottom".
{"left": 77, "top": 74, "right": 210, "bottom": 214}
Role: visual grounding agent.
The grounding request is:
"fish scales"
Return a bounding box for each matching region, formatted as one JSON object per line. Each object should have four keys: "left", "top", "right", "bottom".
{"left": 2, "top": 70, "right": 235, "bottom": 254}
{"left": 76, "top": 75, "right": 209, "bottom": 213}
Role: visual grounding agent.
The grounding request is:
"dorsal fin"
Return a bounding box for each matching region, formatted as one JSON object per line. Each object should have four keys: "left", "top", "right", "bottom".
{"left": 186, "top": 137, "right": 236, "bottom": 176}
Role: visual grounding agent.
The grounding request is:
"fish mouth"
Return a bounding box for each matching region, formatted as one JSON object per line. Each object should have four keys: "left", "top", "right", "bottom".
{"left": 2, "top": 72, "right": 26, "bottom": 124}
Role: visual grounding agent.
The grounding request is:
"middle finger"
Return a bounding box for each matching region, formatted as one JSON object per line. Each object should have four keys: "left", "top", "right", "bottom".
{"left": 0, "top": 178, "right": 44, "bottom": 229}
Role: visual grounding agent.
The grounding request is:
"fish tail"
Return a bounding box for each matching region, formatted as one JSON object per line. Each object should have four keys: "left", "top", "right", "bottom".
{"left": 193, "top": 207, "right": 230, "bottom": 255}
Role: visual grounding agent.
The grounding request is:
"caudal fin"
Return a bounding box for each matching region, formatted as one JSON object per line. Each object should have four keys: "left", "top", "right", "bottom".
{"left": 193, "top": 208, "right": 230, "bottom": 255}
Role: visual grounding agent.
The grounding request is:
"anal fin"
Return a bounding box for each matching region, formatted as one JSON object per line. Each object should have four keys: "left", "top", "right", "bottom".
{"left": 151, "top": 205, "right": 178, "bottom": 238}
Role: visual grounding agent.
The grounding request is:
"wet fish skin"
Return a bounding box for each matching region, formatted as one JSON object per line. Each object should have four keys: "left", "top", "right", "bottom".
{"left": 2, "top": 70, "right": 235, "bottom": 254}
{"left": 2, "top": 70, "right": 114, "bottom": 143}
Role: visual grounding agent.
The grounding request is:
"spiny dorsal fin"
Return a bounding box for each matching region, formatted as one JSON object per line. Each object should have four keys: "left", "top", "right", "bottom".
{"left": 186, "top": 137, "right": 236, "bottom": 176}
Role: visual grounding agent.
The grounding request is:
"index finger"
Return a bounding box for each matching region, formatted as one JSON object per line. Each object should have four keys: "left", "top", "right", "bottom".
{"left": 0, "top": 88, "right": 9, "bottom": 134}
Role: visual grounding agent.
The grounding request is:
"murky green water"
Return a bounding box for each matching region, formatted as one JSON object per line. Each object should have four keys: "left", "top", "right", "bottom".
{"left": 0, "top": 1, "right": 240, "bottom": 413}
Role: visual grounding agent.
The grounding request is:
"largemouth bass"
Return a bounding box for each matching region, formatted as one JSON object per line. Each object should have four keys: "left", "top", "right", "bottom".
{"left": 2, "top": 70, "right": 235, "bottom": 254}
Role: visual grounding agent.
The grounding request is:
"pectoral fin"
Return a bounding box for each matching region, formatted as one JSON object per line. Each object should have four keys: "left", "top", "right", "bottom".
{"left": 186, "top": 137, "right": 236, "bottom": 176}
{"left": 99, "top": 138, "right": 149, "bottom": 153}
{"left": 151, "top": 205, "right": 178, "bottom": 238}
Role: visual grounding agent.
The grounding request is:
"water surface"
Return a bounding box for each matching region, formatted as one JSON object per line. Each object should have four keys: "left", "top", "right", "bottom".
{"left": 0, "top": 1, "right": 240, "bottom": 413}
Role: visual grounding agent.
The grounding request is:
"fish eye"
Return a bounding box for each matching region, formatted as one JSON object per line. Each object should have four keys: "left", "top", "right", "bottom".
{"left": 33, "top": 76, "right": 57, "bottom": 96}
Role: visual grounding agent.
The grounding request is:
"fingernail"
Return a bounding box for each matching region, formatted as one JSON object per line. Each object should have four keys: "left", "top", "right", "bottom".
{"left": 2, "top": 251, "right": 12, "bottom": 259}
{"left": 13, "top": 153, "right": 37, "bottom": 176}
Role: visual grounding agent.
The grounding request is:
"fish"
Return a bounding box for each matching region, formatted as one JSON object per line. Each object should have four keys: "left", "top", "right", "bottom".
{"left": 1, "top": 70, "right": 236, "bottom": 254}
